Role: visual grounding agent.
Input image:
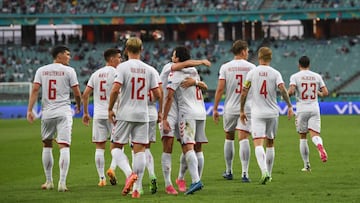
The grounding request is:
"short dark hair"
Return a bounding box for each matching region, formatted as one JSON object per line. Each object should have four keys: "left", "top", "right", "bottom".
{"left": 51, "top": 45, "right": 70, "bottom": 59}
{"left": 104, "top": 48, "right": 121, "bottom": 62}
{"left": 173, "top": 46, "right": 190, "bottom": 62}
{"left": 298, "top": 56, "right": 310, "bottom": 68}
{"left": 231, "top": 40, "right": 248, "bottom": 55}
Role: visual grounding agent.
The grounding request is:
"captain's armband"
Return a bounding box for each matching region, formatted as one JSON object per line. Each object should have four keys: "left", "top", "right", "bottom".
{"left": 243, "top": 80, "right": 251, "bottom": 89}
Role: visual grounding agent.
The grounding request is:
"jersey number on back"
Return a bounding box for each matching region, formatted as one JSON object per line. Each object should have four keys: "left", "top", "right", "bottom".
{"left": 260, "top": 80, "right": 268, "bottom": 99}
{"left": 99, "top": 80, "right": 107, "bottom": 100}
{"left": 48, "top": 79, "right": 56, "bottom": 100}
{"left": 196, "top": 87, "right": 202, "bottom": 100}
{"left": 235, "top": 74, "right": 243, "bottom": 94}
{"left": 131, "top": 77, "right": 145, "bottom": 100}
{"left": 301, "top": 83, "right": 316, "bottom": 100}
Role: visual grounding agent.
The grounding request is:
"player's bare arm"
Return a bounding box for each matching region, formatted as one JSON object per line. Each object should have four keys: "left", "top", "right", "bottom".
{"left": 171, "top": 59, "right": 211, "bottom": 71}
{"left": 288, "top": 84, "right": 296, "bottom": 96}
{"left": 278, "top": 83, "right": 294, "bottom": 120}
{"left": 318, "top": 86, "right": 329, "bottom": 97}
{"left": 240, "top": 81, "right": 251, "bottom": 125}
{"left": 162, "top": 88, "right": 175, "bottom": 134}
{"left": 27, "top": 83, "right": 40, "bottom": 124}
{"left": 108, "top": 83, "right": 121, "bottom": 124}
{"left": 213, "top": 79, "right": 225, "bottom": 124}
{"left": 81, "top": 86, "right": 92, "bottom": 126}
{"left": 153, "top": 86, "right": 163, "bottom": 123}
{"left": 72, "top": 85, "right": 82, "bottom": 114}
{"left": 180, "top": 77, "right": 208, "bottom": 91}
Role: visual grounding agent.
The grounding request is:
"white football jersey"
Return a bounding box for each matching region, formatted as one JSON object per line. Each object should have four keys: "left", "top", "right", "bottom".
{"left": 86, "top": 66, "right": 116, "bottom": 119}
{"left": 148, "top": 67, "right": 161, "bottom": 122}
{"left": 33, "top": 63, "right": 79, "bottom": 119}
{"left": 167, "top": 67, "right": 206, "bottom": 120}
{"left": 218, "top": 59, "right": 256, "bottom": 115}
{"left": 160, "top": 62, "right": 178, "bottom": 118}
{"left": 289, "top": 70, "right": 326, "bottom": 113}
{"left": 114, "top": 59, "right": 159, "bottom": 122}
{"left": 246, "top": 65, "right": 284, "bottom": 118}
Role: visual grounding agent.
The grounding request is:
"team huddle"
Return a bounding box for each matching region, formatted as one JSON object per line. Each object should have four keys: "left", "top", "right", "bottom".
{"left": 26, "top": 37, "right": 328, "bottom": 198}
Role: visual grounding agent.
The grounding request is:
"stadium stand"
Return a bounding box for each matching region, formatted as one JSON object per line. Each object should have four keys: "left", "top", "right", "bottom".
{"left": 0, "top": 0, "right": 359, "bottom": 101}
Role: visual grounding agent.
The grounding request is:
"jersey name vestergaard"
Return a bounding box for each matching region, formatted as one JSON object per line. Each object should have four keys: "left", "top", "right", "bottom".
{"left": 86, "top": 66, "right": 116, "bottom": 119}
{"left": 34, "top": 63, "right": 79, "bottom": 119}
{"left": 219, "top": 59, "right": 256, "bottom": 115}
{"left": 167, "top": 68, "right": 206, "bottom": 120}
{"left": 160, "top": 62, "right": 178, "bottom": 118}
{"left": 114, "top": 59, "right": 158, "bottom": 122}
{"left": 289, "top": 70, "right": 325, "bottom": 113}
{"left": 246, "top": 65, "right": 284, "bottom": 118}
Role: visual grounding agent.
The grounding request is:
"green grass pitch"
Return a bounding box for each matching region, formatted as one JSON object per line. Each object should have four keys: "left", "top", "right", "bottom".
{"left": 0, "top": 115, "right": 360, "bottom": 202}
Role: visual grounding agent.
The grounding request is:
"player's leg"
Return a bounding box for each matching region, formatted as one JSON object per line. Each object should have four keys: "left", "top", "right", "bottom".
{"left": 309, "top": 114, "right": 327, "bottom": 162}
{"left": 41, "top": 119, "right": 55, "bottom": 190}
{"left": 42, "top": 140, "right": 54, "bottom": 190}
{"left": 265, "top": 139, "right": 274, "bottom": 180}
{"left": 195, "top": 143, "right": 204, "bottom": 178}
{"left": 180, "top": 119, "right": 203, "bottom": 195}
{"left": 252, "top": 117, "right": 270, "bottom": 184}
{"left": 222, "top": 114, "right": 237, "bottom": 179}
{"left": 111, "top": 121, "right": 135, "bottom": 196}
{"left": 131, "top": 122, "right": 149, "bottom": 198}
{"left": 194, "top": 120, "right": 208, "bottom": 179}
{"left": 236, "top": 115, "right": 251, "bottom": 182}
{"left": 95, "top": 142, "right": 106, "bottom": 186}
{"left": 176, "top": 152, "right": 187, "bottom": 192}
{"left": 299, "top": 133, "right": 311, "bottom": 171}
{"left": 93, "top": 119, "right": 109, "bottom": 186}
{"left": 296, "top": 112, "right": 311, "bottom": 171}
{"left": 56, "top": 116, "right": 73, "bottom": 192}
{"left": 146, "top": 121, "right": 157, "bottom": 194}
{"left": 238, "top": 131, "right": 251, "bottom": 182}
{"left": 161, "top": 136, "right": 178, "bottom": 194}
{"left": 264, "top": 117, "right": 278, "bottom": 181}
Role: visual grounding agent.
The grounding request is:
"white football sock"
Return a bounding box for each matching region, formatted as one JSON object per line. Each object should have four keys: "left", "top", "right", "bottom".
{"left": 312, "top": 135, "right": 323, "bottom": 146}
{"left": 111, "top": 148, "right": 132, "bottom": 177}
{"left": 300, "top": 139, "right": 310, "bottom": 167}
{"left": 224, "top": 139, "right": 234, "bottom": 174}
{"left": 109, "top": 158, "right": 116, "bottom": 171}
{"left": 255, "top": 146, "right": 267, "bottom": 173}
{"left": 239, "top": 139, "right": 250, "bottom": 177}
{"left": 145, "top": 149, "right": 156, "bottom": 178}
{"left": 59, "top": 147, "right": 70, "bottom": 184}
{"left": 185, "top": 150, "right": 200, "bottom": 184}
{"left": 161, "top": 152, "right": 172, "bottom": 187}
{"left": 178, "top": 153, "right": 187, "bottom": 180}
{"left": 132, "top": 152, "right": 146, "bottom": 191}
{"left": 42, "top": 147, "right": 53, "bottom": 182}
{"left": 95, "top": 149, "right": 105, "bottom": 180}
{"left": 196, "top": 152, "right": 204, "bottom": 179}
{"left": 266, "top": 147, "right": 275, "bottom": 177}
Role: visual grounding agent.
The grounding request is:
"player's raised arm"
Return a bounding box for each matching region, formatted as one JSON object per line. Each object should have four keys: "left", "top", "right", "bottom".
{"left": 171, "top": 59, "right": 211, "bottom": 71}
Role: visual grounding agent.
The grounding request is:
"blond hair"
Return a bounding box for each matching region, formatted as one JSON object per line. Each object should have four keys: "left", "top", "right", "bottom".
{"left": 125, "top": 37, "right": 142, "bottom": 54}
{"left": 258, "top": 47, "right": 272, "bottom": 62}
